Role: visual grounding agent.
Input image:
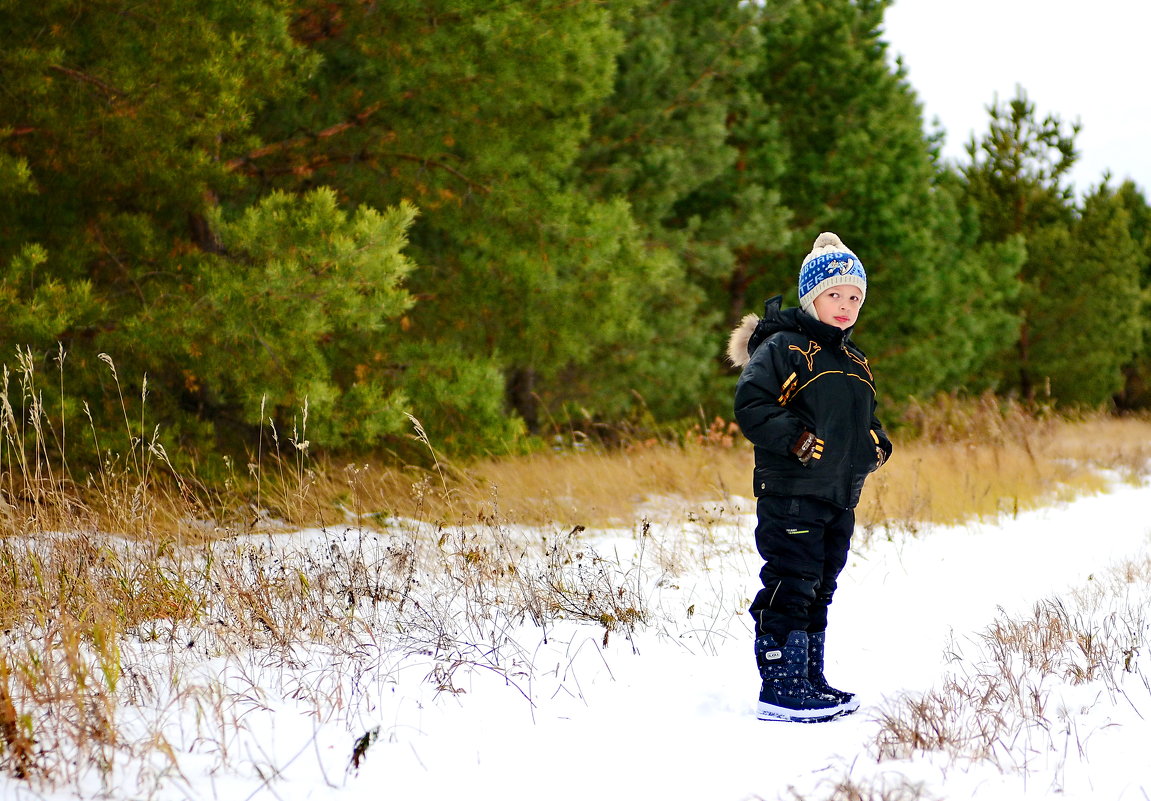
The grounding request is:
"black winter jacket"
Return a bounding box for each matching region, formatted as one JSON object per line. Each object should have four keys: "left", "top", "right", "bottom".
{"left": 732, "top": 296, "right": 892, "bottom": 509}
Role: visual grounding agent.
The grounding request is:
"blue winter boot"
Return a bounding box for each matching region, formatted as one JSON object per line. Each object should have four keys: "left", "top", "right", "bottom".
{"left": 754, "top": 630, "right": 848, "bottom": 722}
{"left": 807, "top": 630, "right": 859, "bottom": 714}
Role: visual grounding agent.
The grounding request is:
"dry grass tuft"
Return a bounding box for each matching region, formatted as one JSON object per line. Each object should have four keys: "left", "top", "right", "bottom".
{"left": 873, "top": 555, "right": 1151, "bottom": 772}
{"left": 788, "top": 774, "right": 940, "bottom": 801}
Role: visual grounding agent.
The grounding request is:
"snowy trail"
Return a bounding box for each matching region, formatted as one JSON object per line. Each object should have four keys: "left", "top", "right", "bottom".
{"left": 837, "top": 481, "right": 1151, "bottom": 694}
{"left": 368, "top": 477, "right": 1151, "bottom": 801}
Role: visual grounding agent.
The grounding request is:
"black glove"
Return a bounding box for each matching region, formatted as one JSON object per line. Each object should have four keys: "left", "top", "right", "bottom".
{"left": 871, "top": 430, "right": 892, "bottom": 470}
{"left": 790, "top": 430, "right": 823, "bottom": 466}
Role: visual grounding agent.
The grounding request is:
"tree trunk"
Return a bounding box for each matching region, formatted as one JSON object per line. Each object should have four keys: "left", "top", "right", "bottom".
{"left": 726, "top": 263, "right": 753, "bottom": 330}
{"left": 506, "top": 367, "right": 539, "bottom": 433}
{"left": 1017, "top": 321, "right": 1033, "bottom": 402}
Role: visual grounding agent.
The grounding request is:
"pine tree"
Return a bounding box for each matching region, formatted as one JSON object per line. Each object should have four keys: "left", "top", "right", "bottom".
{"left": 0, "top": 2, "right": 418, "bottom": 461}
{"left": 746, "top": 0, "right": 1013, "bottom": 404}
{"left": 184, "top": 189, "right": 418, "bottom": 447}
{"left": 895, "top": 169, "right": 1025, "bottom": 395}
{"left": 1023, "top": 184, "right": 1142, "bottom": 405}
{"left": 961, "top": 89, "right": 1078, "bottom": 243}
{"left": 1109, "top": 181, "right": 1151, "bottom": 409}
{"left": 959, "top": 88, "right": 1089, "bottom": 401}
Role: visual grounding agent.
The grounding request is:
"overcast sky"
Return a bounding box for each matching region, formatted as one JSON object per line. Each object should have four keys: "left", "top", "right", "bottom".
{"left": 882, "top": 0, "right": 1151, "bottom": 198}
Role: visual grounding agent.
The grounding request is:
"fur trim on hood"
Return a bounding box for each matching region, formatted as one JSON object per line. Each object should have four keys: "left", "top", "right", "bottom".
{"left": 726, "top": 312, "right": 760, "bottom": 369}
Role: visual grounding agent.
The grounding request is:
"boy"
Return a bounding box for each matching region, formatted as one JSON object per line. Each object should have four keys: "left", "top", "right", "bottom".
{"left": 728, "top": 232, "right": 892, "bottom": 723}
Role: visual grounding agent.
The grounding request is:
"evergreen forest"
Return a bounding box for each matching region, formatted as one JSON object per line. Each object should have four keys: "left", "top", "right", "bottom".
{"left": 2, "top": 0, "right": 1149, "bottom": 469}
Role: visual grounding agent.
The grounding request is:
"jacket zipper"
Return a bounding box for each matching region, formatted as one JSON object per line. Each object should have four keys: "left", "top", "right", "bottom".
{"left": 842, "top": 341, "right": 860, "bottom": 502}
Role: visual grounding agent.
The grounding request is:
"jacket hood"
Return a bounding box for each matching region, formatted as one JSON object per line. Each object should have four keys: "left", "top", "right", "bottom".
{"left": 727, "top": 295, "right": 850, "bottom": 368}
{"left": 726, "top": 313, "right": 761, "bottom": 369}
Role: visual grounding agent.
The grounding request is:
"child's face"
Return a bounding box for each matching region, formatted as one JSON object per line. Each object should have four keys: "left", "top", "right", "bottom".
{"left": 812, "top": 284, "right": 863, "bottom": 330}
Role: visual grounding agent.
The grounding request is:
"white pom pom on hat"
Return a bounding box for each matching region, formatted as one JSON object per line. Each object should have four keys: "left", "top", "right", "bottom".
{"left": 798, "top": 232, "right": 866, "bottom": 319}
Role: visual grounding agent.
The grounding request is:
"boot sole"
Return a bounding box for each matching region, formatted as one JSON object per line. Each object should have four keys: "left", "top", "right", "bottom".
{"left": 836, "top": 696, "right": 861, "bottom": 714}
{"left": 756, "top": 700, "right": 853, "bottom": 723}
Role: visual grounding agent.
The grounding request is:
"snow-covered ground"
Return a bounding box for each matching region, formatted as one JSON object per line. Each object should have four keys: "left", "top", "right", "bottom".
{"left": 5, "top": 474, "right": 1151, "bottom": 801}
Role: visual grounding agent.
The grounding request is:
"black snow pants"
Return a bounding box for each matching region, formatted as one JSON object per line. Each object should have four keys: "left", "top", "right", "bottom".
{"left": 749, "top": 494, "right": 854, "bottom": 643}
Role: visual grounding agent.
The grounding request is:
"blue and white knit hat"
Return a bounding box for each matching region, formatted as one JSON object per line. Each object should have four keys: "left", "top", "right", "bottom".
{"left": 798, "top": 232, "right": 866, "bottom": 319}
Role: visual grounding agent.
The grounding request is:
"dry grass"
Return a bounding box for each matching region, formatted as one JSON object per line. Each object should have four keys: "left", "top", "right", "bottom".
{"left": 266, "top": 402, "right": 1151, "bottom": 541}
{"left": 368, "top": 419, "right": 748, "bottom": 528}
{"left": 860, "top": 396, "right": 1151, "bottom": 535}
{"left": 318, "top": 401, "right": 1151, "bottom": 542}
{"left": 785, "top": 775, "right": 940, "bottom": 801}
{"left": 5, "top": 363, "right": 1150, "bottom": 543}
{"left": 873, "top": 556, "right": 1151, "bottom": 776}
{"left": 0, "top": 515, "right": 651, "bottom": 784}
